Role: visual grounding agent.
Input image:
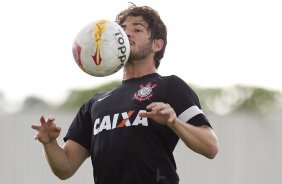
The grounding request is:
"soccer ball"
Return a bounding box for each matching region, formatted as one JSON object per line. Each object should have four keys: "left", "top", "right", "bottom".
{"left": 72, "top": 20, "right": 130, "bottom": 77}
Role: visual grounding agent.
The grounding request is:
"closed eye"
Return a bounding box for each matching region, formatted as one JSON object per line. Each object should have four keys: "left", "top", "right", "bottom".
{"left": 134, "top": 29, "right": 142, "bottom": 33}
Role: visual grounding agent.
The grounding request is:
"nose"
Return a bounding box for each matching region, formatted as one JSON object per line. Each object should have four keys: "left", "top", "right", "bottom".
{"left": 124, "top": 28, "right": 132, "bottom": 38}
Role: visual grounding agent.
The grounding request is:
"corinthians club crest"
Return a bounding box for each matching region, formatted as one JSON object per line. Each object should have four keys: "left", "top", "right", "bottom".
{"left": 133, "top": 82, "right": 157, "bottom": 102}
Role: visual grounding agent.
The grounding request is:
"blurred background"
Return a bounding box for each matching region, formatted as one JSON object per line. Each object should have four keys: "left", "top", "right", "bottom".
{"left": 1, "top": 0, "right": 281, "bottom": 183}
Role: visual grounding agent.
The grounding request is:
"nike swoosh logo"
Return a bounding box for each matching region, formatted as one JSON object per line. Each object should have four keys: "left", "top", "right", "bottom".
{"left": 98, "top": 95, "right": 111, "bottom": 102}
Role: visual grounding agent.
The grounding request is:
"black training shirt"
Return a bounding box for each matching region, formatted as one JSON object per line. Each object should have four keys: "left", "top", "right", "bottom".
{"left": 64, "top": 73, "right": 210, "bottom": 184}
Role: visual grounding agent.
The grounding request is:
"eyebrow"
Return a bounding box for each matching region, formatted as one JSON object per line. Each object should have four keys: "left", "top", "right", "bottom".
{"left": 132, "top": 22, "right": 146, "bottom": 28}
{"left": 121, "top": 22, "right": 147, "bottom": 29}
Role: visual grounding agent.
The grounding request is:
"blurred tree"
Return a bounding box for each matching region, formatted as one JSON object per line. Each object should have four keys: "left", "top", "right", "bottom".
{"left": 19, "top": 81, "right": 282, "bottom": 115}
{"left": 21, "top": 96, "right": 50, "bottom": 111}
{"left": 195, "top": 85, "right": 282, "bottom": 115}
{"left": 0, "top": 91, "right": 3, "bottom": 102}
{"left": 0, "top": 91, "right": 4, "bottom": 113}
{"left": 233, "top": 86, "right": 282, "bottom": 115}
{"left": 194, "top": 87, "right": 223, "bottom": 114}
{"left": 61, "top": 81, "right": 121, "bottom": 109}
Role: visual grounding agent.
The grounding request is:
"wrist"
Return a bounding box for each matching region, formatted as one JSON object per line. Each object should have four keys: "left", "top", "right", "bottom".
{"left": 42, "top": 139, "right": 58, "bottom": 147}
{"left": 168, "top": 117, "right": 180, "bottom": 129}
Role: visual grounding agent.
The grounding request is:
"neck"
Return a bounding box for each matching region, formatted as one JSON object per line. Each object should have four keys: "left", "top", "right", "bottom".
{"left": 123, "top": 60, "right": 157, "bottom": 80}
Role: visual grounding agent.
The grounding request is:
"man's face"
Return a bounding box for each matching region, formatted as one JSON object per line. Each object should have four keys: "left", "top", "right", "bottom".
{"left": 121, "top": 16, "right": 153, "bottom": 62}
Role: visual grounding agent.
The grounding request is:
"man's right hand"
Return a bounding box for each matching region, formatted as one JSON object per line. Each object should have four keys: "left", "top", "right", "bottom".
{"left": 31, "top": 115, "right": 61, "bottom": 144}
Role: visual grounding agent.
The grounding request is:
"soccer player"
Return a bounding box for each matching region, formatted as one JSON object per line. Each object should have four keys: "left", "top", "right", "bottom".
{"left": 32, "top": 4, "right": 218, "bottom": 184}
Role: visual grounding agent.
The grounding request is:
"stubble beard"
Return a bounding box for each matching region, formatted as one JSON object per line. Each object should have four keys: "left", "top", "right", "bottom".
{"left": 127, "top": 41, "right": 153, "bottom": 65}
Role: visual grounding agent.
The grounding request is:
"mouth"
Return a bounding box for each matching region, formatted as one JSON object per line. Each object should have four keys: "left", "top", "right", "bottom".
{"left": 128, "top": 39, "right": 134, "bottom": 46}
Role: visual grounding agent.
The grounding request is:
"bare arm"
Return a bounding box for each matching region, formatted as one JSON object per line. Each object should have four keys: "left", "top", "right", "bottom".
{"left": 31, "top": 116, "right": 89, "bottom": 180}
{"left": 139, "top": 102, "right": 219, "bottom": 159}
{"left": 169, "top": 120, "right": 218, "bottom": 159}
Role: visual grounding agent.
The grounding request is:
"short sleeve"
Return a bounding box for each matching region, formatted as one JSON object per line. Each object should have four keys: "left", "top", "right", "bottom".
{"left": 63, "top": 98, "right": 95, "bottom": 151}
{"left": 165, "top": 75, "right": 211, "bottom": 127}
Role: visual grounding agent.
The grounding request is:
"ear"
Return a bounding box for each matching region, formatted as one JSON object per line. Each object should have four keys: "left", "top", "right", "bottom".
{"left": 152, "top": 39, "right": 164, "bottom": 52}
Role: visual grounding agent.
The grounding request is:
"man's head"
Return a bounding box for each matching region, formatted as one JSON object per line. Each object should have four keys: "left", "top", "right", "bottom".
{"left": 116, "top": 4, "right": 167, "bottom": 68}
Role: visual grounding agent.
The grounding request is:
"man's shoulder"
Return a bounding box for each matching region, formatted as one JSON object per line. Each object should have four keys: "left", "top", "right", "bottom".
{"left": 158, "top": 74, "right": 186, "bottom": 84}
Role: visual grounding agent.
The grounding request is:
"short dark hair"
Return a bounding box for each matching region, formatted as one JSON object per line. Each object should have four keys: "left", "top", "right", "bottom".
{"left": 116, "top": 4, "right": 167, "bottom": 68}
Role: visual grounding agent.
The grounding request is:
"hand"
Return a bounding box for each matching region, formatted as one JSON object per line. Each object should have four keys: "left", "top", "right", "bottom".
{"left": 31, "top": 116, "right": 61, "bottom": 144}
{"left": 139, "top": 102, "right": 177, "bottom": 127}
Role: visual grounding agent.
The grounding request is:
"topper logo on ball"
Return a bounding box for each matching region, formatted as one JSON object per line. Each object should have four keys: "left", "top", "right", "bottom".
{"left": 115, "top": 29, "right": 128, "bottom": 64}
